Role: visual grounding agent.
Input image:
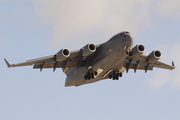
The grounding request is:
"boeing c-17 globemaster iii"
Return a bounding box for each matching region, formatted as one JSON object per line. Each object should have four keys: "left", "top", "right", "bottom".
{"left": 4, "top": 31, "right": 175, "bottom": 87}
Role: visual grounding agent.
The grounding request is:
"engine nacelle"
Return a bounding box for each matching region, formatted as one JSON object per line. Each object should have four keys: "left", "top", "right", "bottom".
{"left": 56, "top": 49, "right": 70, "bottom": 62}
{"left": 132, "top": 44, "right": 145, "bottom": 56}
{"left": 148, "top": 50, "right": 161, "bottom": 62}
{"left": 82, "top": 43, "right": 96, "bottom": 57}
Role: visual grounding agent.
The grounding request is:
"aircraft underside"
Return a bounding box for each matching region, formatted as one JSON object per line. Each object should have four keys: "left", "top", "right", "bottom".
{"left": 4, "top": 31, "right": 175, "bottom": 87}
{"left": 65, "top": 43, "right": 130, "bottom": 87}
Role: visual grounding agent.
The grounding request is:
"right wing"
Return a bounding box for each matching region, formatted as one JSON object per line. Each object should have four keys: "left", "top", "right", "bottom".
{"left": 4, "top": 55, "right": 55, "bottom": 67}
{"left": 5, "top": 44, "right": 100, "bottom": 72}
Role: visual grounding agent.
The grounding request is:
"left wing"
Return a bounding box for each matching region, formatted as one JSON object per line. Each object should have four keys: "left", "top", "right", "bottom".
{"left": 124, "top": 54, "right": 175, "bottom": 73}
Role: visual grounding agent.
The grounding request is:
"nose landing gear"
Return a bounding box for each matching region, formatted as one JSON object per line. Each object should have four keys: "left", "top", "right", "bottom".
{"left": 125, "top": 46, "right": 132, "bottom": 56}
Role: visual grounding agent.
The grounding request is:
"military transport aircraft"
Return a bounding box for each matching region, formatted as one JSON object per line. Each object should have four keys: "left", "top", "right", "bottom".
{"left": 4, "top": 31, "right": 175, "bottom": 87}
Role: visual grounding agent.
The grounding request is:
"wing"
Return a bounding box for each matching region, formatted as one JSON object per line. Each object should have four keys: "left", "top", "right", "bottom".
{"left": 4, "top": 50, "right": 88, "bottom": 72}
{"left": 4, "top": 55, "right": 55, "bottom": 67}
{"left": 124, "top": 54, "right": 175, "bottom": 73}
{"left": 5, "top": 44, "right": 100, "bottom": 72}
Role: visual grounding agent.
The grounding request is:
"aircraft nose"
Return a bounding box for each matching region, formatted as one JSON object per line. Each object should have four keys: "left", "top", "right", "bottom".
{"left": 125, "top": 33, "right": 133, "bottom": 47}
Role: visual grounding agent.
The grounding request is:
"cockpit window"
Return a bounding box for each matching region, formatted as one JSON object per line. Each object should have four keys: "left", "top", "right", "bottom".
{"left": 122, "top": 31, "right": 129, "bottom": 33}
{"left": 119, "top": 31, "right": 130, "bottom": 36}
{"left": 108, "top": 31, "right": 130, "bottom": 41}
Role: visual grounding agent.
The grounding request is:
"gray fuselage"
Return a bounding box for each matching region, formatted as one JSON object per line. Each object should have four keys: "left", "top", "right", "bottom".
{"left": 65, "top": 32, "right": 133, "bottom": 87}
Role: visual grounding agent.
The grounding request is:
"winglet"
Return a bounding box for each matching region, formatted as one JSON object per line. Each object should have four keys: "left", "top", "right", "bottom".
{"left": 4, "top": 58, "right": 11, "bottom": 68}
{"left": 172, "top": 61, "right": 175, "bottom": 67}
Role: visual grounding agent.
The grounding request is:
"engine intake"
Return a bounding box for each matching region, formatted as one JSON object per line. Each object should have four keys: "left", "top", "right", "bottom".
{"left": 132, "top": 44, "right": 145, "bottom": 56}
{"left": 56, "top": 49, "right": 70, "bottom": 62}
{"left": 82, "top": 43, "right": 96, "bottom": 56}
{"left": 148, "top": 50, "right": 161, "bottom": 62}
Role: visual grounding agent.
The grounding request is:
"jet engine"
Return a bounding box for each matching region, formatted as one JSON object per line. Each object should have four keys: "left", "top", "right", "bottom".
{"left": 148, "top": 50, "right": 161, "bottom": 62}
{"left": 132, "top": 44, "right": 145, "bottom": 56}
{"left": 81, "top": 43, "right": 96, "bottom": 57}
{"left": 56, "top": 49, "right": 70, "bottom": 62}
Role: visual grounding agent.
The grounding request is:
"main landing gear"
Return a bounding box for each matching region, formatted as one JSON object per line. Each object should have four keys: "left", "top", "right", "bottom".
{"left": 84, "top": 71, "right": 98, "bottom": 80}
{"left": 125, "top": 46, "right": 132, "bottom": 56}
{"left": 109, "top": 71, "right": 122, "bottom": 80}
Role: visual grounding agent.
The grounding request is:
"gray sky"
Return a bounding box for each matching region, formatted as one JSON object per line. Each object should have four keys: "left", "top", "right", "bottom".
{"left": 1, "top": 0, "right": 180, "bottom": 120}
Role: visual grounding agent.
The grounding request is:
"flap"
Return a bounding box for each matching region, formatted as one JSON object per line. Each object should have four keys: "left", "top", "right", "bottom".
{"left": 33, "top": 60, "right": 87, "bottom": 69}
{"left": 123, "top": 62, "right": 153, "bottom": 71}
